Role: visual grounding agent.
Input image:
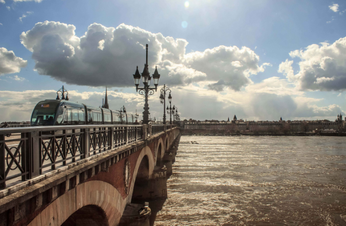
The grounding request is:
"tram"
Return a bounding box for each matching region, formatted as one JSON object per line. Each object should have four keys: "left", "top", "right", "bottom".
{"left": 30, "top": 99, "right": 138, "bottom": 126}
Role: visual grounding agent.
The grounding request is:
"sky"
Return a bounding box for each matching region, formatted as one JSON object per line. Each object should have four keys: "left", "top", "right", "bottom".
{"left": 1, "top": 0, "right": 346, "bottom": 122}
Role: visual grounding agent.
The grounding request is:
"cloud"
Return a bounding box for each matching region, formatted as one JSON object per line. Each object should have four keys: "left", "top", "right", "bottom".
{"left": 14, "top": 0, "right": 43, "bottom": 2}
{"left": 20, "top": 21, "right": 268, "bottom": 90}
{"left": 18, "top": 11, "right": 33, "bottom": 22}
{"left": 278, "top": 59, "right": 296, "bottom": 82}
{"left": 12, "top": 75, "right": 25, "bottom": 81}
{"left": 329, "top": 3, "right": 339, "bottom": 12}
{"left": 0, "top": 0, "right": 5, "bottom": 3}
{"left": 0, "top": 23, "right": 3, "bottom": 26}
{"left": 250, "top": 93, "right": 297, "bottom": 120}
{"left": 278, "top": 37, "right": 346, "bottom": 91}
{"left": 0, "top": 83, "right": 343, "bottom": 122}
{"left": 245, "top": 77, "right": 302, "bottom": 96}
{"left": 0, "top": 47, "right": 27, "bottom": 75}
{"left": 184, "top": 46, "right": 269, "bottom": 91}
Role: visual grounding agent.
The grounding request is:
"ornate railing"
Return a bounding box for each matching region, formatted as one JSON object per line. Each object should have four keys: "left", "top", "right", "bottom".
{"left": 0, "top": 124, "right": 178, "bottom": 189}
{"left": 0, "top": 124, "right": 144, "bottom": 189}
{"left": 152, "top": 125, "right": 165, "bottom": 135}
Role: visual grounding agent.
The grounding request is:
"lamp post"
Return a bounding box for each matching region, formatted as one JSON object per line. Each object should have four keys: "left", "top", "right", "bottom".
{"left": 133, "top": 44, "right": 160, "bottom": 124}
{"left": 120, "top": 106, "right": 126, "bottom": 123}
{"left": 56, "top": 85, "right": 69, "bottom": 100}
{"left": 159, "top": 84, "right": 171, "bottom": 124}
{"left": 167, "top": 104, "right": 175, "bottom": 125}
{"left": 174, "top": 107, "right": 180, "bottom": 122}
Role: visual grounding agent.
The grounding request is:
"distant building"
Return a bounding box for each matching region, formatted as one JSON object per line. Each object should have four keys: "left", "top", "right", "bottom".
{"left": 102, "top": 87, "right": 109, "bottom": 109}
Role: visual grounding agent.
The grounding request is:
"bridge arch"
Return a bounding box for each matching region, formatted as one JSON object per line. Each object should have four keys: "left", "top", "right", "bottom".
{"left": 169, "top": 132, "right": 174, "bottom": 147}
{"left": 28, "top": 181, "right": 125, "bottom": 226}
{"left": 155, "top": 138, "right": 164, "bottom": 166}
{"left": 165, "top": 135, "right": 169, "bottom": 152}
{"left": 62, "top": 205, "right": 108, "bottom": 226}
{"left": 129, "top": 146, "right": 155, "bottom": 202}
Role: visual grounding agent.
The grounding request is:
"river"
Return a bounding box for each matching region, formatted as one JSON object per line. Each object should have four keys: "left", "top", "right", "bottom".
{"left": 154, "top": 136, "right": 346, "bottom": 225}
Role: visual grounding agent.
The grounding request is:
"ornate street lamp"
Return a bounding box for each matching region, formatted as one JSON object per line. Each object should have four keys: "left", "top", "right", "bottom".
{"left": 119, "top": 106, "right": 126, "bottom": 123}
{"left": 56, "top": 85, "right": 69, "bottom": 101}
{"left": 174, "top": 107, "right": 180, "bottom": 122}
{"left": 167, "top": 104, "right": 175, "bottom": 125}
{"left": 133, "top": 44, "right": 160, "bottom": 124}
{"left": 159, "top": 84, "right": 171, "bottom": 125}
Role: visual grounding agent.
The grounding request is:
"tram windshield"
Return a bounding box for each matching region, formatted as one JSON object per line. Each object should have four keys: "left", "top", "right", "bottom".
{"left": 31, "top": 101, "right": 60, "bottom": 125}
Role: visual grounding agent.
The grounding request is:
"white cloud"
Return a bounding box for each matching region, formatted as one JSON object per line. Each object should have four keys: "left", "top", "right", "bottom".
{"left": 12, "top": 75, "right": 25, "bottom": 81}
{"left": 0, "top": 83, "right": 343, "bottom": 122}
{"left": 20, "top": 21, "right": 268, "bottom": 90}
{"left": 0, "top": 23, "right": 3, "bottom": 26}
{"left": 6, "top": 6, "right": 10, "bottom": 10}
{"left": 156, "top": 78, "right": 342, "bottom": 121}
{"left": 329, "top": 3, "right": 339, "bottom": 12}
{"left": 245, "top": 77, "right": 302, "bottom": 96}
{"left": 278, "top": 59, "right": 296, "bottom": 82}
{"left": 184, "top": 45, "right": 269, "bottom": 91}
{"left": 18, "top": 11, "right": 33, "bottom": 22}
{"left": 278, "top": 37, "right": 346, "bottom": 91}
{"left": 14, "top": 0, "right": 43, "bottom": 2}
{"left": 0, "top": 0, "right": 5, "bottom": 3}
{"left": 326, "top": 18, "right": 334, "bottom": 24}
{"left": 0, "top": 47, "right": 27, "bottom": 75}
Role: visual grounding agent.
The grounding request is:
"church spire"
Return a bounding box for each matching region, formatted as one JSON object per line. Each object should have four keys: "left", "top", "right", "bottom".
{"left": 102, "top": 87, "right": 109, "bottom": 109}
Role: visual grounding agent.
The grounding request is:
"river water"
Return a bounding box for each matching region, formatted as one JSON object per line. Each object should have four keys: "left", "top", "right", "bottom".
{"left": 154, "top": 136, "right": 346, "bottom": 225}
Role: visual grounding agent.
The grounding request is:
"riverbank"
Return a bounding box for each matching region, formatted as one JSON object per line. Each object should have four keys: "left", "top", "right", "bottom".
{"left": 181, "top": 130, "right": 346, "bottom": 136}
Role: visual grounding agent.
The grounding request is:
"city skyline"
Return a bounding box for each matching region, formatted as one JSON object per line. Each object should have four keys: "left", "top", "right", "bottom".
{"left": 1, "top": 0, "right": 346, "bottom": 122}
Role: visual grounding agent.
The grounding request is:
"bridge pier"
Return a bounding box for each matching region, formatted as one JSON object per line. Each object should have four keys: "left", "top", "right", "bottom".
{"left": 131, "top": 165, "right": 168, "bottom": 202}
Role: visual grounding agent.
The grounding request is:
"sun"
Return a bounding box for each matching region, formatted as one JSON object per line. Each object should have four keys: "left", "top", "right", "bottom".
{"left": 184, "top": 1, "right": 190, "bottom": 8}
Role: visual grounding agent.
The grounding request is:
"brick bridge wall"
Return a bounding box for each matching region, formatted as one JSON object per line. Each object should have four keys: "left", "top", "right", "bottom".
{"left": 0, "top": 128, "right": 180, "bottom": 226}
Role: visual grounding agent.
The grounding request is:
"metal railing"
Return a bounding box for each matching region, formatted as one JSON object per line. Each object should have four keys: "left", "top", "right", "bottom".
{"left": 0, "top": 124, "right": 143, "bottom": 189}
{"left": 0, "top": 123, "right": 177, "bottom": 190}
{"left": 152, "top": 125, "right": 165, "bottom": 135}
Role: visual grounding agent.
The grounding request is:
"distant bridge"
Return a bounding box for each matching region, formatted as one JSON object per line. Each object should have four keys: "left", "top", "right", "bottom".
{"left": 0, "top": 124, "right": 180, "bottom": 225}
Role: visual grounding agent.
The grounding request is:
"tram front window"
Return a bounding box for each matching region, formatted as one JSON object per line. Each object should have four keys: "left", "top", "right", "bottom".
{"left": 31, "top": 102, "right": 59, "bottom": 125}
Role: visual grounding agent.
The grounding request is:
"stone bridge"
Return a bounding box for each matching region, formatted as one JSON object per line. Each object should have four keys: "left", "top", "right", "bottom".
{"left": 0, "top": 124, "right": 181, "bottom": 226}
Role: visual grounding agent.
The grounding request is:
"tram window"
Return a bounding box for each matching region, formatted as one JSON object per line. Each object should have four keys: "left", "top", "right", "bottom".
{"left": 112, "top": 112, "right": 121, "bottom": 123}
{"left": 104, "top": 112, "right": 111, "bottom": 123}
{"left": 88, "top": 110, "right": 93, "bottom": 123}
{"left": 92, "top": 111, "right": 101, "bottom": 123}
{"left": 79, "top": 109, "right": 85, "bottom": 123}
{"left": 55, "top": 106, "right": 64, "bottom": 124}
{"left": 72, "top": 109, "right": 79, "bottom": 124}
{"left": 93, "top": 112, "right": 97, "bottom": 122}
{"left": 63, "top": 108, "right": 71, "bottom": 124}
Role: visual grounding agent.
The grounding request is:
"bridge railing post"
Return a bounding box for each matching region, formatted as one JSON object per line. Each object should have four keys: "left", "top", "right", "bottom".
{"left": 0, "top": 134, "right": 5, "bottom": 189}
{"left": 142, "top": 124, "right": 148, "bottom": 140}
{"left": 148, "top": 124, "right": 152, "bottom": 137}
{"left": 31, "top": 131, "right": 40, "bottom": 178}
{"left": 125, "top": 126, "right": 129, "bottom": 144}
{"left": 109, "top": 126, "right": 113, "bottom": 149}
{"left": 21, "top": 132, "right": 30, "bottom": 181}
{"left": 81, "top": 128, "right": 90, "bottom": 158}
